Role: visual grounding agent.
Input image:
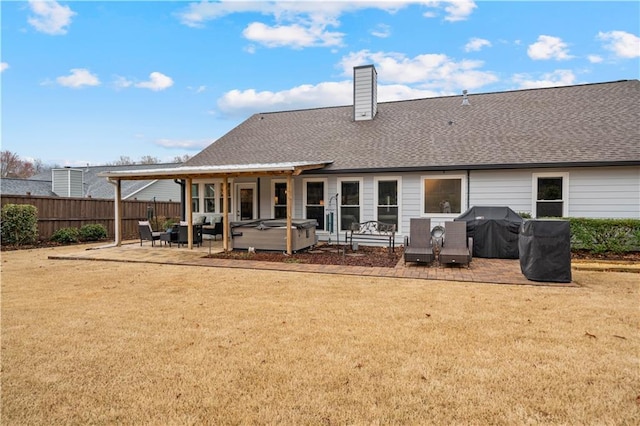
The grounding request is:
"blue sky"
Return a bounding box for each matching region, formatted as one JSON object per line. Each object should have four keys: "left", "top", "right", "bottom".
{"left": 2, "top": 1, "right": 639, "bottom": 167}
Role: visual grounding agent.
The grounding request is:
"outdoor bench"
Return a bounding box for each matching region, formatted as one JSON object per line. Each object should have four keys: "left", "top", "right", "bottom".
{"left": 346, "top": 220, "right": 396, "bottom": 252}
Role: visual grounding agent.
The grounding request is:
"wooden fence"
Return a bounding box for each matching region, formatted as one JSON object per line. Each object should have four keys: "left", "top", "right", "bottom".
{"left": 1, "top": 195, "right": 182, "bottom": 240}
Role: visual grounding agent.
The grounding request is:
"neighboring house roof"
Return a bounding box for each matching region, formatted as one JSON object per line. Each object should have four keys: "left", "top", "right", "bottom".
{"left": 1, "top": 178, "right": 56, "bottom": 196}
{"left": 7, "top": 163, "right": 183, "bottom": 198}
{"left": 186, "top": 80, "right": 640, "bottom": 173}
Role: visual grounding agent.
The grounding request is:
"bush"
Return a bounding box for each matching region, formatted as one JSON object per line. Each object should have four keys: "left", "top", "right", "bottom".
{"left": 1, "top": 204, "right": 38, "bottom": 245}
{"left": 79, "top": 224, "right": 107, "bottom": 241}
{"left": 50, "top": 227, "right": 80, "bottom": 244}
{"left": 569, "top": 218, "right": 640, "bottom": 254}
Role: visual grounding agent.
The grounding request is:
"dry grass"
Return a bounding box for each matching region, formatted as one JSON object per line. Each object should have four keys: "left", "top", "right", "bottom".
{"left": 1, "top": 244, "right": 639, "bottom": 425}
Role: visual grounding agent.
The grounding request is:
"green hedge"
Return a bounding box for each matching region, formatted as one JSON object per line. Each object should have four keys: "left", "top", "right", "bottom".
{"left": 568, "top": 218, "right": 640, "bottom": 254}
{"left": 79, "top": 224, "right": 107, "bottom": 241}
{"left": 51, "top": 227, "right": 81, "bottom": 244}
{"left": 1, "top": 204, "right": 38, "bottom": 246}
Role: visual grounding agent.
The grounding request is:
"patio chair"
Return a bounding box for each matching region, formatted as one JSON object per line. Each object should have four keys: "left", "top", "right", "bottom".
{"left": 404, "top": 218, "right": 434, "bottom": 265}
{"left": 439, "top": 221, "right": 472, "bottom": 267}
{"left": 177, "top": 221, "right": 202, "bottom": 247}
{"left": 138, "top": 220, "right": 162, "bottom": 246}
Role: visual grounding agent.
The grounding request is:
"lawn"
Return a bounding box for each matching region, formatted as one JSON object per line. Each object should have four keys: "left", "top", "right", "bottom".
{"left": 1, "top": 244, "right": 638, "bottom": 424}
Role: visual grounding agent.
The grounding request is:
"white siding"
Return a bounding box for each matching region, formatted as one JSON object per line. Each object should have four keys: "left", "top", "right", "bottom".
{"left": 469, "top": 166, "right": 640, "bottom": 219}
{"left": 469, "top": 170, "right": 532, "bottom": 215}
{"left": 569, "top": 166, "right": 640, "bottom": 218}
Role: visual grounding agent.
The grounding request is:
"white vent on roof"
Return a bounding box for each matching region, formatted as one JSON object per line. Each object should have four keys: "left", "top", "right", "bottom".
{"left": 462, "top": 89, "right": 470, "bottom": 106}
{"left": 353, "top": 65, "right": 377, "bottom": 121}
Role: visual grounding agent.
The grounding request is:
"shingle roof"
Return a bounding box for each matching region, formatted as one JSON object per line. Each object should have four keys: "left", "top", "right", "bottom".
{"left": 9, "top": 163, "right": 183, "bottom": 198}
{"left": 0, "top": 178, "right": 55, "bottom": 196}
{"left": 186, "top": 80, "right": 640, "bottom": 172}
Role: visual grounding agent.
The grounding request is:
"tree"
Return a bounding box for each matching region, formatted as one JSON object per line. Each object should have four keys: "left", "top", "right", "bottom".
{"left": 1, "top": 150, "right": 36, "bottom": 178}
{"left": 139, "top": 155, "right": 160, "bottom": 164}
{"left": 172, "top": 154, "right": 191, "bottom": 163}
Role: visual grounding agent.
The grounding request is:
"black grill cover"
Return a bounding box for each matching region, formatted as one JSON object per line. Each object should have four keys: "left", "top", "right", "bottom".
{"left": 519, "top": 220, "right": 572, "bottom": 283}
{"left": 455, "top": 206, "right": 523, "bottom": 258}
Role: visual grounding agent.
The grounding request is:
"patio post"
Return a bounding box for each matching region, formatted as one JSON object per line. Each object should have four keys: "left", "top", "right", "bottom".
{"left": 286, "top": 173, "right": 292, "bottom": 255}
{"left": 223, "top": 176, "right": 229, "bottom": 251}
{"left": 185, "top": 177, "right": 193, "bottom": 249}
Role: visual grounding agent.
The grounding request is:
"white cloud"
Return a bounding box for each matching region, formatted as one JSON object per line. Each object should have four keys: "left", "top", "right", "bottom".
{"left": 587, "top": 55, "right": 603, "bottom": 64}
{"left": 441, "top": 0, "right": 477, "bottom": 22}
{"left": 177, "top": 1, "right": 476, "bottom": 49}
{"left": 513, "top": 70, "right": 577, "bottom": 89}
{"left": 56, "top": 68, "right": 100, "bottom": 88}
{"left": 597, "top": 30, "right": 640, "bottom": 59}
{"left": 113, "top": 76, "right": 134, "bottom": 90}
{"left": 135, "top": 72, "right": 174, "bottom": 91}
{"left": 243, "top": 22, "right": 344, "bottom": 48}
{"left": 527, "top": 35, "right": 572, "bottom": 60}
{"left": 1, "top": 62, "right": 9, "bottom": 72}
{"left": 217, "top": 48, "right": 498, "bottom": 117}
{"left": 154, "top": 138, "right": 211, "bottom": 150}
{"left": 338, "top": 50, "right": 498, "bottom": 91}
{"left": 27, "top": 0, "right": 76, "bottom": 35}
{"left": 464, "top": 37, "right": 491, "bottom": 52}
{"left": 371, "top": 24, "right": 391, "bottom": 38}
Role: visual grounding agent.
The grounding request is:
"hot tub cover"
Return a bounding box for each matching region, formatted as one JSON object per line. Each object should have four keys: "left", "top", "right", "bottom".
{"left": 455, "top": 206, "right": 523, "bottom": 259}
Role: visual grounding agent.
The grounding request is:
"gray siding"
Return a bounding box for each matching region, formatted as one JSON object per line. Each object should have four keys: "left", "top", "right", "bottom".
{"left": 52, "top": 168, "right": 83, "bottom": 197}
{"left": 353, "top": 66, "right": 377, "bottom": 121}
{"left": 126, "top": 180, "right": 181, "bottom": 202}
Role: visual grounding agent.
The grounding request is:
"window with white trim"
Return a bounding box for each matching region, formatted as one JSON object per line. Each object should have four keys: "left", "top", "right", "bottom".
{"left": 339, "top": 178, "right": 362, "bottom": 230}
{"left": 422, "top": 175, "right": 465, "bottom": 215}
{"left": 375, "top": 177, "right": 400, "bottom": 229}
{"left": 533, "top": 173, "right": 568, "bottom": 217}
{"left": 273, "top": 181, "right": 287, "bottom": 219}
{"left": 191, "top": 183, "right": 200, "bottom": 213}
{"left": 204, "top": 184, "right": 216, "bottom": 213}
{"left": 304, "top": 179, "right": 327, "bottom": 231}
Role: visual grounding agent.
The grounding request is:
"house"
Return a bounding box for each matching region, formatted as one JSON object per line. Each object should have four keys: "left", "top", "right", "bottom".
{"left": 100, "top": 65, "right": 640, "bottom": 250}
{"left": 3, "top": 163, "right": 183, "bottom": 201}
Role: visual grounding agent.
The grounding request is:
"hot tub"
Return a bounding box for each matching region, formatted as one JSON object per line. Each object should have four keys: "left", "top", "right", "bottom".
{"left": 230, "top": 219, "right": 317, "bottom": 252}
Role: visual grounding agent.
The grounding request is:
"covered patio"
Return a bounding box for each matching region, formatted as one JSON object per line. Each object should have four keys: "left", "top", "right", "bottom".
{"left": 98, "top": 161, "right": 331, "bottom": 254}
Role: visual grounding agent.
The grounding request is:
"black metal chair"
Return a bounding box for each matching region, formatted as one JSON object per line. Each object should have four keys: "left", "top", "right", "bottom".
{"left": 138, "top": 220, "right": 162, "bottom": 246}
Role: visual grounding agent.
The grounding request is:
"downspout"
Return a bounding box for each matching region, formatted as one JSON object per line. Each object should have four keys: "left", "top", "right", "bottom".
{"left": 107, "top": 177, "right": 122, "bottom": 247}
{"left": 175, "top": 179, "right": 186, "bottom": 221}
{"left": 467, "top": 169, "right": 471, "bottom": 210}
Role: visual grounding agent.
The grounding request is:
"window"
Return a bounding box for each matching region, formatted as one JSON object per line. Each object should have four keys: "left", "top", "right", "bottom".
{"left": 273, "top": 181, "right": 287, "bottom": 219}
{"left": 422, "top": 176, "right": 464, "bottom": 215}
{"left": 339, "top": 179, "right": 362, "bottom": 230}
{"left": 533, "top": 173, "right": 568, "bottom": 217}
{"left": 204, "top": 184, "right": 216, "bottom": 213}
{"left": 191, "top": 183, "right": 200, "bottom": 212}
{"left": 376, "top": 178, "right": 399, "bottom": 229}
{"left": 304, "top": 180, "right": 326, "bottom": 231}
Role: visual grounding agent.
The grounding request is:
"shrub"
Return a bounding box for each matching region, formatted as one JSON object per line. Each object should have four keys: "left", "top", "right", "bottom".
{"left": 51, "top": 227, "right": 80, "bottom": 244}
{"left": 1, "top": 204, "right": 38, "bottom": 245}
{"left": 569, "top": 218, "right": 640, "bottom": 254}
{"left": 79, "top": 224, "right": 107, "bottom": 241}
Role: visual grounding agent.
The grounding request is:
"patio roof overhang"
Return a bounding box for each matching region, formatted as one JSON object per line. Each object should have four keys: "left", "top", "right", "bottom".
{"left": 97, "top": 161, "right": 333, "bottom": 180}
{"left": 99, "top": 161, "right": 333, "bottom": 254}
